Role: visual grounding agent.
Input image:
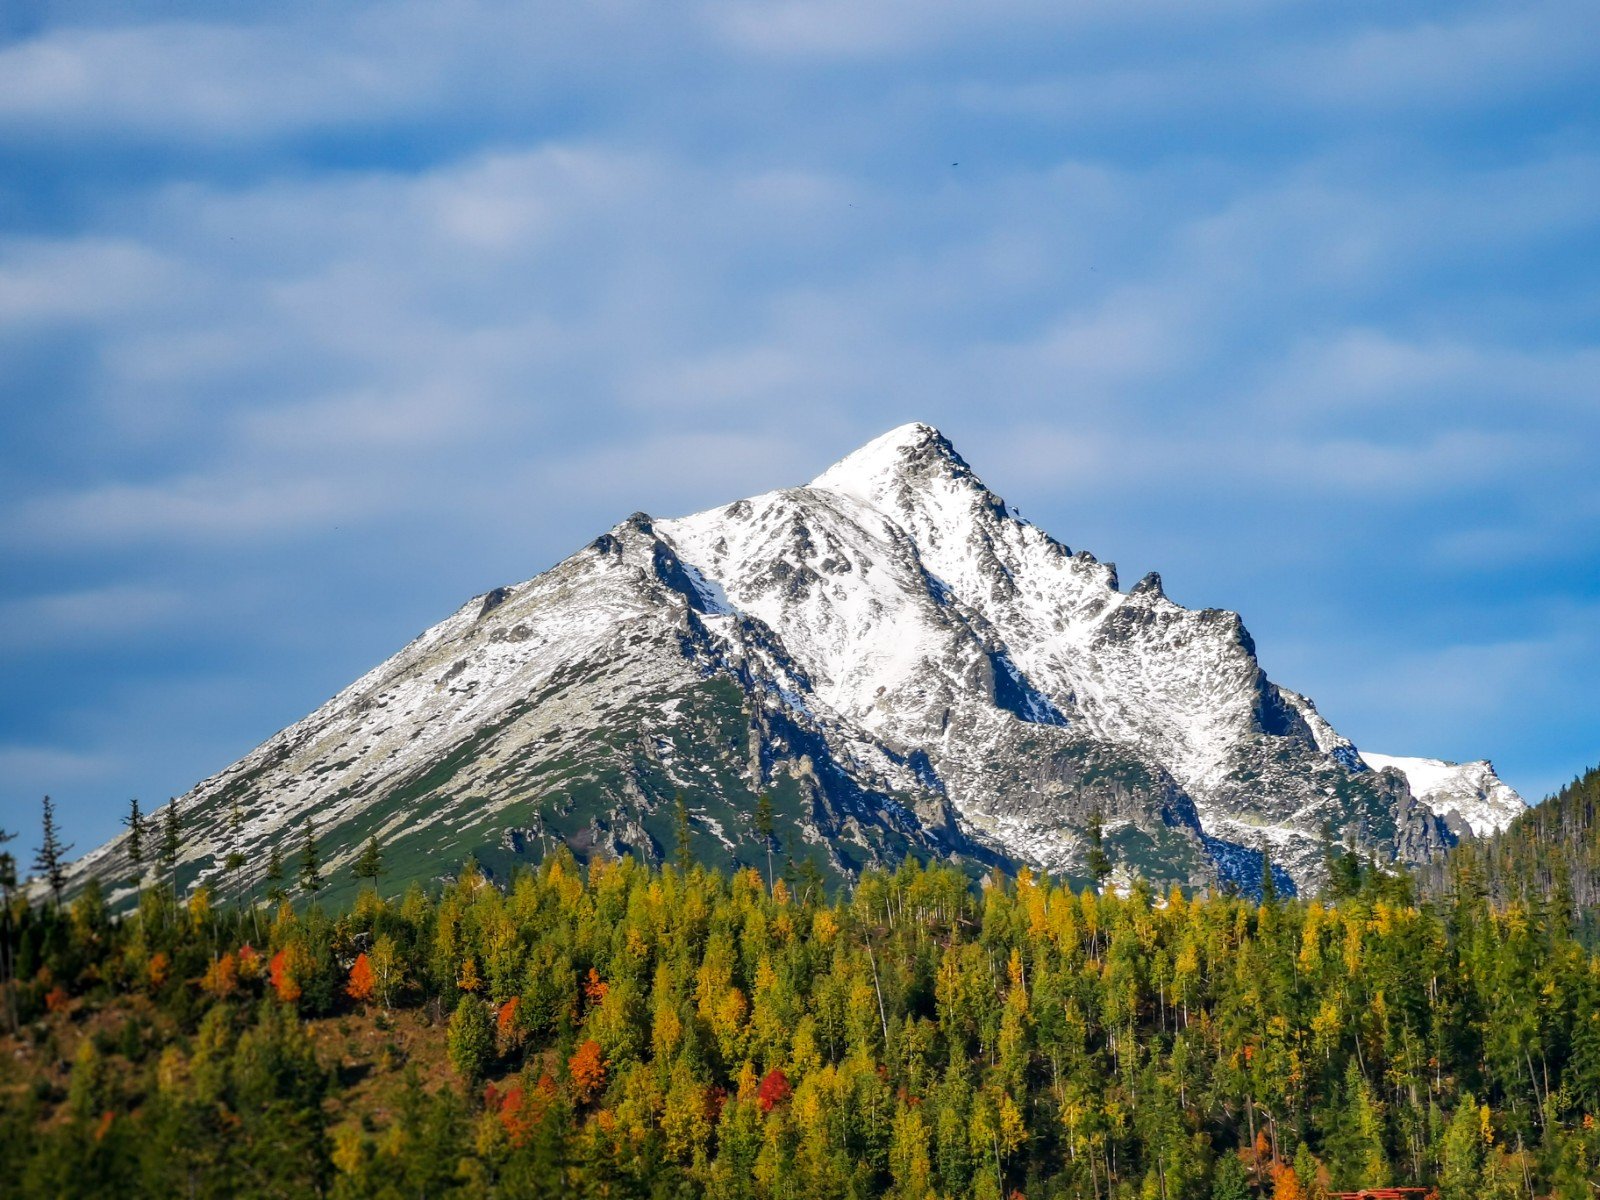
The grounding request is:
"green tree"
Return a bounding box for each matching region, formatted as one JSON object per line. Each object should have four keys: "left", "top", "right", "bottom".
{"left": 447, "top": 994, "right": 493, "bottom": 1086}
{"left": 673, "top": 792, "right": 693, "bottom": 875}
{"left": 353, "top": 836, "right": 384, "bottom": 892}
{"left": 298, "top": 818, "right": 322, "bottom": 897}
{"left": 123, "top": 798, "right": 146, "bottom": 890}
{"left": 33, "top": 795, "right": 73, "bottom": 909}
{"left": 0, "top": 827, "right": 16, "bottom": 1032}
{"left": 223, "top": 800, "right": 248, "bottom": 904}
{"left": 1438, "top": 1097, "right": 1484, "bottom": 1200}
{"left": 1260, "top": 838, "right": 1278, "bottom": 904}
{"left": 265, "top": 842, "right": 288, "bottom": 905}
{"left": 755, "top": 793, "right": 776, "bottom": 890}
{"left": 158, "top": 796, "right": 182, "bottom": 897}
{"left": 1087, "top": 806, "right": 1112, "bottom": 889}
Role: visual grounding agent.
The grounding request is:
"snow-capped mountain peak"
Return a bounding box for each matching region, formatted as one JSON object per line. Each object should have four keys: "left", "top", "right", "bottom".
{"left": 1359, "top": 753, "right": 1525, "bottom": 837}
{"left": 67, "top": 422, "right": 1505, "bottom": 904}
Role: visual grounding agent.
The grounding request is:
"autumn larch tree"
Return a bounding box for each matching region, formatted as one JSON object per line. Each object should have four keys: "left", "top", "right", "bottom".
{"left": 346, "top": 952, "right": 376, "bottom": 1006}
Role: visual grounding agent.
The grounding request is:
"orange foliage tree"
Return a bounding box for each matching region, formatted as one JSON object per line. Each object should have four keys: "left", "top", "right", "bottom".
{"left": 269, "top": 946, "right": 302, "bottom": 1004}
{"left": 200, "top": 952, "right": 238, "bottom": 999}
{"left": 569, "top": 1038, "right": 607, "bottom": 1104}
{"left": 346, "top": 952, "right": 375, "bottom": 1004}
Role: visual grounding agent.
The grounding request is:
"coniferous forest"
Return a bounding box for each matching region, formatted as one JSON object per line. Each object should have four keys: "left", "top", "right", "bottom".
{"left": 3, "top": 776, "right": 1600, "bottom": 1199}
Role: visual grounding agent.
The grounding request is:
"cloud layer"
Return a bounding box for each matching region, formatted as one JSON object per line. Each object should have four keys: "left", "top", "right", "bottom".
{"left": 2, "top": 0, "right": 1597, "bottom": 850}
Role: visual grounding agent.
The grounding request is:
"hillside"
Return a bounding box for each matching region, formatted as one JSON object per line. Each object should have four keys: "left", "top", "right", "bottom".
{"left": 1420, "top": 762, "right": 1600, "bottom": 941}
{"left": 3, "top": 856, "right": 1598, "bottom": 1198}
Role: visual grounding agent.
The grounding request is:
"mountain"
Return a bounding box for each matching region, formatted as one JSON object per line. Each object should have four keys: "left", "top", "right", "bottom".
{"left": 1358, "top": 753, "right": 1524, "bottom": 838}
{"left": 65, "top": 423, "right": 1520, "bottom": 904}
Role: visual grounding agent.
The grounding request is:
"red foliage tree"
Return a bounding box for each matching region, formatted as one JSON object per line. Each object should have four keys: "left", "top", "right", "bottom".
{"left": 757, "top": 1067, "right": 792, "bottom": 1113}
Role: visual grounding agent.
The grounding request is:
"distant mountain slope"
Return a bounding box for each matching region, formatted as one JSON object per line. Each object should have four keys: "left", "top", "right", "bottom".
{"left": 1360, "top": 752, "right": 1524, "bottom": 837}
{"left": 1420, "top": 763, "right": 1600, "bottom": 938}
{"left": 63, "top": 423, "right": 1510, "bottom": 904}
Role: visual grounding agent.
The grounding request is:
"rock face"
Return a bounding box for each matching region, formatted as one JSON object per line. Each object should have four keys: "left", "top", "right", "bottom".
{"left": 66, "top": 423, "right": 1521, "bottom": 904}
{"left": 1358, "top": 753, "right": 1525, "bottom": 838}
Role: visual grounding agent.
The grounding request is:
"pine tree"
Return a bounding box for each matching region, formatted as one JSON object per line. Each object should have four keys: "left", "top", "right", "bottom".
{"left": 1087, "top": 806, "right": 1112, "bottom": 890}
{"left": 223, "top": 800, "right": 248, "bottom": 903}
{"left": 158, "top": 797, "right": 182, "bottom": 898}
{"left": 265, "top": 842, "right": 288, "bottom": 905}
{"left": 298, "top": 818, "right": 322, "bottom": 897}
{"left": 353, "top": 836, "right": 384, "bottom": 891}
{"left": 1260, "top": 838, "right": 1278, "bottom": 904}
{"left": 123, "top": 798, "right": 146, "bottom": 889}
{"left": 0, "top": 826, "right": 14, "bottom": 904}
{"left": 0, "top": 827, "right": 16, "bottom": 1033}
{"left": 33, "top": 796, "right": 73, "bottom": 909}
{"left": 673, "top": 792, "right": 693, "bottom": 875}
{"left": 755, "top": 793, "right": 776, "bottom": 890}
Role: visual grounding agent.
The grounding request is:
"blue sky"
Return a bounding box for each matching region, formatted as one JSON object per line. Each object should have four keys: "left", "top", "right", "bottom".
{"left": 2, "top": 0, "right": 1598, "bottom": 854}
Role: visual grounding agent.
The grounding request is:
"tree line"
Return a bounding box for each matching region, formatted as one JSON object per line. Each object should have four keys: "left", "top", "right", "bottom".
{"left": 2, "top": 788, "right": 1599, "bottom": 1199}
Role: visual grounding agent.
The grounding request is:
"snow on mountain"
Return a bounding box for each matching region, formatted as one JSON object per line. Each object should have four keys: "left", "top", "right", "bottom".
{"left": 68, "top": 422, "right": 1489, "bottom": 904}
{"left": 1359, "top": 753, "right": 1525, "bottom": 837}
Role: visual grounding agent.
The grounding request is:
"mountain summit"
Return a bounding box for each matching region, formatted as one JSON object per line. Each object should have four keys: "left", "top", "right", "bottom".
{"left": 69, "top": 424, "right": 1522, "bottom": 903}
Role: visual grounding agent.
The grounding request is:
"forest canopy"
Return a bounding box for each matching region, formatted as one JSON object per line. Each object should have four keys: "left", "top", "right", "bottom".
{"left": 2, "top": 800, "right": 1600, "bottom": 1198}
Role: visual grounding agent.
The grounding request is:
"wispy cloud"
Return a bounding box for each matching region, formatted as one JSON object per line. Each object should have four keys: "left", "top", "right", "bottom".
{"left": 1, "top": 0, "right": 1597, "bottom": 848}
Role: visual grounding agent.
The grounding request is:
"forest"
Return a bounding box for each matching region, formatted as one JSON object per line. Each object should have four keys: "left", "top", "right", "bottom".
{"left": 1, "top": 780, "right": 1599, "bottom": 1199}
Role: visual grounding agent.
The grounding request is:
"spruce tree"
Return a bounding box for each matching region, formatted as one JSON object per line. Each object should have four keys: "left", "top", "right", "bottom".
{"left": 673, "top": 792, "right": 693, "bottom": 875}
{"left": 298, "top": 818, "right": 322, "bottom": 897}
{"left": 33, "top": 796, "right": 73, "bottom": 910}
{"left": 123, "top": 798, "right": 146, "bottom": 890}
{"left": 158, "top": 797, "right": 182, "bottom": 898}
{"left": 1086, "top": 807, "right": 1112, "bottom": 890}
{"left": 755, "top": 793, "right": 776, "bottom": 890}
{"left": 265, "top": 843, "right": 288, "bottom": 905}
{"left": 353, "top": 836, "right": 384, "bottom": 891}
{"left": 0, "top": 828, "right": 16, "bottom": 1032}
{"left": 223, "top": 800, "right": 247, "bottom": 902}
{"left": 1259, "top": 838, "right": 1278, "bottom": 904}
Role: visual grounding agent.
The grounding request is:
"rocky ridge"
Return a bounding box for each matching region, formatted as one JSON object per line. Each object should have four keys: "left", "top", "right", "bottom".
{"left": 65, "top": 423, "right": 1522, "bottom": 903}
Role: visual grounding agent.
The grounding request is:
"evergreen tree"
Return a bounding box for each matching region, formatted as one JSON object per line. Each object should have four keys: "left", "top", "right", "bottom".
{"left": 223, "top": 800, "right": 247, "bottom": 902}
{"left": 0, "top": 825, "right": 14, "bottom": 904}
{"left": 1087, "top": 806, "right": 1113, "bottom": 889}
{"left": 298, "top": 818, "right": 323, "bottom": 897}
{"left": 158, "top": 796, "right": 182, "bottom": 897}
{"left": 1260, "top": 838, "right": 1278, "bottom": 904}
{"left": 265, "top": 842, "right": 288, "bottom": 905}
{"left": 673, "top": 792, "right": 693, "bottom": 875}
{"left": 0, "top": 827, "right": 16, "bottom": 1032}
{"left": 353, "top": 836, "right": 384, "bottom": 891}
{"left": 123, "top": 798, "right": 146, "bottom": 889}
{"left": 33, "top": 795, "right": 73, "bottom": 909}
{"left": 755, "top": 793, "right": 776, "bottom": 890}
